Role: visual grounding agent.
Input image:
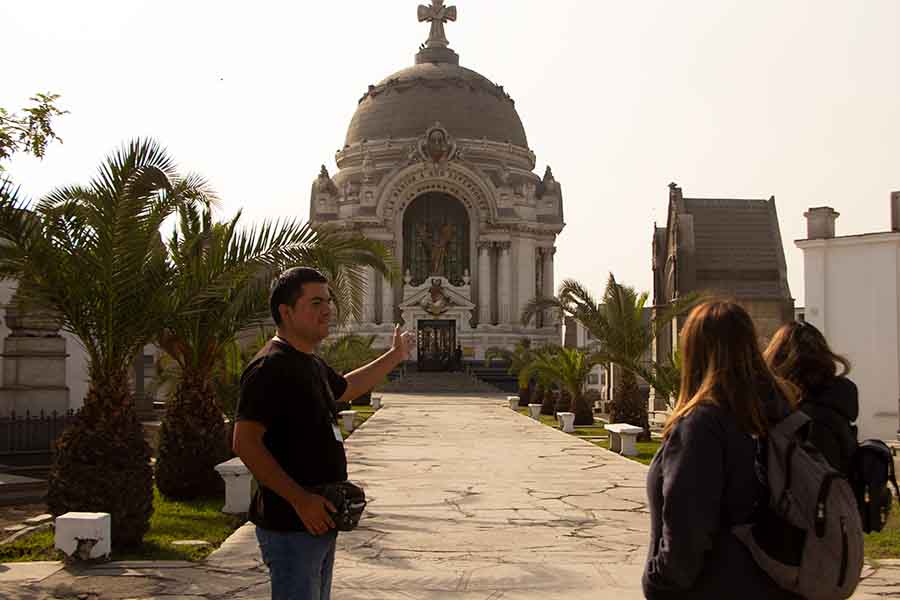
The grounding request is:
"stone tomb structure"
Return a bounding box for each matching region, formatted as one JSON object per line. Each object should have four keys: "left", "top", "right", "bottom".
{"left": 309, "top": 2, "right": 565, "bottom": 369}
{"left": 651, "top": 182, "right": 794, "bottom": 409}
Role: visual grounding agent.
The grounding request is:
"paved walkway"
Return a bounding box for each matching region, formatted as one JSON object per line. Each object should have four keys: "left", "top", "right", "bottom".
{"left": 2, "top": 393, "right": 898, "bottom": 599}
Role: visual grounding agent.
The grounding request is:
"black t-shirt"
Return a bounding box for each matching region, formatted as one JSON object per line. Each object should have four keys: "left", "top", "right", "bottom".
{"left": 236, "top": 338, "right": 349, "bottom": 532}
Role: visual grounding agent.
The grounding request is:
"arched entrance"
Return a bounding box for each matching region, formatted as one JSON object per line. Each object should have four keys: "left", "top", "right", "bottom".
{"left": 403, "top": 193, "right": 469, "bottom": 371}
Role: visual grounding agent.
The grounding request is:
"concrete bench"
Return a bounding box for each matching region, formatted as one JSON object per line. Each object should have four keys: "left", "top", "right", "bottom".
{"left": 507, "top": 396, "right": 520, "bottom": 410}
{"left": 215, "top": 457, "right": 251, "bottom": 514}
{"left": 527, "top": 403, "right": 542, "bottom": 420}
{"left": 339, "top": 410, "right": 357, "bottom": 432}
{"left": 605, "top": 423, "right": 644, "bottom": 457}
{"left": 55, "top": 512, "right": 111, "bottom": 560}
{"left": 557, "top": 412, "right": 576, "bottom": 433}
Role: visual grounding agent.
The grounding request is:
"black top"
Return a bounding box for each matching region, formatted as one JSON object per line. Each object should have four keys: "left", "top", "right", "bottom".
{"left": 642, "top": 402, "right": 800, "bottom": 600}
{"left": 799, "top": 376, "right": 859, "bottom": 474}
{"left": 236, "top": 338, "right": 349, "bottom": 532}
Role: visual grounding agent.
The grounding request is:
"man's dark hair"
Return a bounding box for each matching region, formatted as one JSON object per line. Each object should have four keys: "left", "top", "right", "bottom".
{"left": 269, "top": 267, "right": 328, "bottom": 325}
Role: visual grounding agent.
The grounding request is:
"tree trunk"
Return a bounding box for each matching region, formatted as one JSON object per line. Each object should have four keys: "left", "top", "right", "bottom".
{"left": 611, "top": 369, "right": 650, "bottom": 441}
{"left": 155, "top": 371, "right": 229, "bottom": 500}
{"left": 518, "top": 385, "right": 531, "bottom": 408}
{"left": 47, "top": 371, "right": 154, "bottom": 549}
{"left": 538, "top": 385, "right": 554, "bottom": 415}
{"left": 555, "top": 389, "right": 570, "bottom": 414}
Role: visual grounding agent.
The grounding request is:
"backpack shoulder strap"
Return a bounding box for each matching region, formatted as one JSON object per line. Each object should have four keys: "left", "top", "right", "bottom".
{"left": 772, "top": 410, "right": 811, "bottom": 438}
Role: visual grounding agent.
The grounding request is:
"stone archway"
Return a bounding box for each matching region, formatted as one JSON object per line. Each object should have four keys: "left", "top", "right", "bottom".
{"left": 402, "top": 192, "right": 471, "bottom": 287}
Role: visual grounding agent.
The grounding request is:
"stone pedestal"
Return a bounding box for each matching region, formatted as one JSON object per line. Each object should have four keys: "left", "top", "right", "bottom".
{"left": 527, "top": 404, "right": 542, "bottom": 420}
{"left": 507, "top": 396, "right": 519, "bottom": 410}
{"left": 55, "top": 512, "right": 111, "bottom": 560}
{"left": 215, "top": 457, "right": 252, "bottom": 514}
{"left": 340, "top": 410, "right": 357, "bottom": 432}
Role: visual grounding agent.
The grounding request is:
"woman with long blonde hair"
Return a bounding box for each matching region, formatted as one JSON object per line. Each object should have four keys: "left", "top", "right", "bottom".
{"left": 642, "top": 301, "right": 800, "bottom": 599}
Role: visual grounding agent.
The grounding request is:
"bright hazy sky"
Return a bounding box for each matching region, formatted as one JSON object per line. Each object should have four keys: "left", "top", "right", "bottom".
{"left": 4, "top": 0, "right": 899, "bottom": 306}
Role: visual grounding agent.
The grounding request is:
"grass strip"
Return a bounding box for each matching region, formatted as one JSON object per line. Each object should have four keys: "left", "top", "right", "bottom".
{"left": 517, "top": 408, "right": 660, "bottom": 465}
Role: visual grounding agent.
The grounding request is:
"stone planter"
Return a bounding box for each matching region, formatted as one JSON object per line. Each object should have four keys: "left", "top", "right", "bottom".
{"left": 507, "top": 396, "right": 519, "bottom": 410}
{"left": 557, "top": 412, "right": 576, "bottom": 433}
{"left": 340, "top": 410, "right": 357, "bottom": 432}
{"left": 527, "top": 404, "right": 542, "bottom": 420}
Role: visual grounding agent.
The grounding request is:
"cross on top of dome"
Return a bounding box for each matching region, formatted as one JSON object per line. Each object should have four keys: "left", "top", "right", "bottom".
{"left": 417, "top": 0, "right": 457, "bottom": 49}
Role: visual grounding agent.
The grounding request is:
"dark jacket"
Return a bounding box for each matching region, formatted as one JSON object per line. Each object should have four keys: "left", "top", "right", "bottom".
{"left": 642, "top": 401, "right": 800, "bottom": 600}
{"left": 799, "top": 376, "right": 858, "bottom": 474}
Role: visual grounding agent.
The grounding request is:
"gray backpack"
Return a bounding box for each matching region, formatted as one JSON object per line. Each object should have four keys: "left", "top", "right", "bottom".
{"left": 733, "top": 411, "right": 865, "bottom": 599}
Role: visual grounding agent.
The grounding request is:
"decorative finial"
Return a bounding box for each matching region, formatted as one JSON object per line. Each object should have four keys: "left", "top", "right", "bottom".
{"left": 418, "top": 0, "right": 457, "bottom": 49}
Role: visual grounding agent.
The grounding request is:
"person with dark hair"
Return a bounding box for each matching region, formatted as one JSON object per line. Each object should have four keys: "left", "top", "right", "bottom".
{"left": 643, "top": 301, "right": 800, "bottom": 599}
{"left": 233, "top": 267, "right": 414, "bottom": 600}
{"left": 764, "top": 320, "right": 858, "bottom": 474}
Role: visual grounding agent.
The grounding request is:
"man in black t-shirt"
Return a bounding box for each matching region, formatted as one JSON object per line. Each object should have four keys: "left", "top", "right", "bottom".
{"left": 233, "top": 267, "right": 413, "bottom": 600}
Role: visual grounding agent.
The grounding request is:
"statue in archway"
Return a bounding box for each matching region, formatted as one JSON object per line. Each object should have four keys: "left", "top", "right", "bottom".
{"left": 430, "top": 223, "right": 455, "bottom": 275}
{"left": 403, "top": 193, "right": 469, "bottom": 286}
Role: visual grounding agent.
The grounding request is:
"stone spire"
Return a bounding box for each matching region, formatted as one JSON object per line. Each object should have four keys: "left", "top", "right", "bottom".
{"left": 416, "top": 0, "right": 460, "bottom": 65}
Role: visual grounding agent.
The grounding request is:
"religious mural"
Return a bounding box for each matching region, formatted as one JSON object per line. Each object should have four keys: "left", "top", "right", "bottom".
{"left": 403, "top": 193, "right": 470, "bottom": 286}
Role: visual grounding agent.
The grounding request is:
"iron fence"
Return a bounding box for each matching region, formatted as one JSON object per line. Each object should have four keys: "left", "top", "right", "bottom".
{"left": 0, "top": 409, "right": 79, "bottom": 456}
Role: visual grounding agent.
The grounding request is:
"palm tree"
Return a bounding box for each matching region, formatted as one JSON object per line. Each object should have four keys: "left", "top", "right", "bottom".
{"left": 317, "top": 333, "right": 383, "bottom": 406}
{"left": 485, "top": 339, "right": 535, "bottom": 406}
{"left": 0, "top": 139, "right": 211, "bottom": 547}
{"left": 153, "top": 205, "right": 392, "bottom": 499}
{"left": 522, "top": 274, "right": 697, "bottom": 435}
{"left": 521, "top": 346, "right": 600, "bottom": 425}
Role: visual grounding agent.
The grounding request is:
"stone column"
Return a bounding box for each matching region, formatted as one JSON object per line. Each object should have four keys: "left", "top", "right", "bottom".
{"left": 543, "top": 247, "right": 556, "bottom": 328}
{"left": 374, "top": 273, "right": 383, "bottom": 324}
{"left": 382, "top": 275, "right": 394, "bottom": 326}
{"left": 363, "top": 266, "right": 378, "bottom": 324}
{"left": 497, "top": 242, "right": 512, "bottom": 325}
{"left": 543, "top": 247, "right": 556, "bottom": 299}
{"left": 478, "top": 242, "right": 491, "bottom": 326}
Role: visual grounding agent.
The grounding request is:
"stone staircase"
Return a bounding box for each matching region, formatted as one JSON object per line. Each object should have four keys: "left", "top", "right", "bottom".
{"left": 380, "top": 370, "right": 503, "bottom": 394}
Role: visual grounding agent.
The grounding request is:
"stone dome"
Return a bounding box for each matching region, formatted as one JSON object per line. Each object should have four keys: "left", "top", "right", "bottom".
{"left": 345, "top": 60, "right": 528, "bottom": 149}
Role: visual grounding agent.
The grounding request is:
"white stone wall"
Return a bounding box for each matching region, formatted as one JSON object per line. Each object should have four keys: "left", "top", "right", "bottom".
{"left": 798, "top": 233, "right": 900, "bottom": 441}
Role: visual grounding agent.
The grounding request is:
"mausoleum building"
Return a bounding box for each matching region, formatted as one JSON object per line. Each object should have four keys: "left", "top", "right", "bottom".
{"left": 310, "top": 1, "right": 565, "bottom": 369}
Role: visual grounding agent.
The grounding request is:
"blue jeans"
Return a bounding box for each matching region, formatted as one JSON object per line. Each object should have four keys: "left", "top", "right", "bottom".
{"left": 256, "top": 526, "right": 337, "bottom": 600}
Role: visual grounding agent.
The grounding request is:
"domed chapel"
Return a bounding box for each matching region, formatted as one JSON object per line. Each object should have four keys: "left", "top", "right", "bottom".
{"left": 309, "top": 1, "right": 565, "bottom": 370}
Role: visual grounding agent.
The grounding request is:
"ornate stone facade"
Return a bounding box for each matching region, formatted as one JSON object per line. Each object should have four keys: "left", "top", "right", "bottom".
{"left": 310, "top": 2, "right": 564, "bottom": 366}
